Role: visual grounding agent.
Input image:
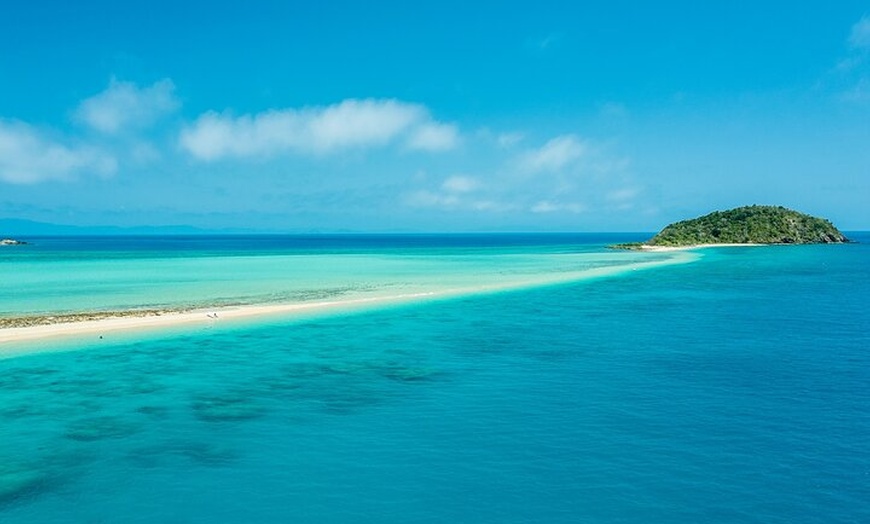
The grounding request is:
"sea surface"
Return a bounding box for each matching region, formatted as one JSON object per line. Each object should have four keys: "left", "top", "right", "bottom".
{"left": 1, "top": 233, "right": 868, "bottom": 523}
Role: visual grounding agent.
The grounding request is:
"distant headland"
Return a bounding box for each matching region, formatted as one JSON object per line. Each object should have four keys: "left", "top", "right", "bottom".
{"left": 613, "top": 205, "right": 850, "bottom": 250}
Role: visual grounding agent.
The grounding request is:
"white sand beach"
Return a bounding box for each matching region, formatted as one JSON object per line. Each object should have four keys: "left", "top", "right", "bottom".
{"left": 638, "top": 243, "right": 765, "bottom": 252}
{"left": 0, "top": 291, "right": 439, "bottom": 347}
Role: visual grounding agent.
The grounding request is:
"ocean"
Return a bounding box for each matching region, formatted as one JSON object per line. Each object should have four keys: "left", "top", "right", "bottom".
{"left": 1, "top": 233, "right": 868, "bottom": 523}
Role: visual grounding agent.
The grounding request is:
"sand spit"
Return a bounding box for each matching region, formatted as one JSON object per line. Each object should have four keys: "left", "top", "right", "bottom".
{"left": 0, "top": 293, "right": 439, "bottom": 347}
{"left": 0, "top": 252, "right": 699, "bottom": 349}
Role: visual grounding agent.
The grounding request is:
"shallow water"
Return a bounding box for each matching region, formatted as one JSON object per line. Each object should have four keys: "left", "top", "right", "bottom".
{"left": 1, "top": 234, "right": 869, "bottom": 522}
{"left": 1, "top": 233, "right": 669, "bottom": 316}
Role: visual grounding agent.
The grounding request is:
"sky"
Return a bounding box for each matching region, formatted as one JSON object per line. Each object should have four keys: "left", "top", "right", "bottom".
{"left": 1, "top": 1, "right": 869, "bottom": 232}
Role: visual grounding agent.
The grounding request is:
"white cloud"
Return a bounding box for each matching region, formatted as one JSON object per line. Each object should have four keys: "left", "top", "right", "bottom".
{"left": 527, "top": 32, "right": 563, "bottom": 51}
{"left": 835, "top": 56, "right": 862, "bottom": 72}
{"left": 405, "top": 174, "right": 516, "bottom": 212}
{"left": 530, "top": 200, "right": 585, "bottom": 214}
{"left": 599, "top": 102, "right": 629, "bottom": 119}
{"left": 841, "top": 78, "right": 870, "bottom": 102}
{"left": 402, "top": 131, "right": 638, "bottom": 219}
{"left": 530, "top": 201, "right": 558, "bottom": 213}
{"left": 130, "top": 142, "right": 161, "bottom": 164}
{"left": 180, "top": 98, "right": 457, "bottom": 161}
{"left": 496, "top": 132, "right": 524, "bottom": 148}
{"left": 518, "top": 134, "right": 586, "bottom": 173}
{"left": 0, "top": 120, "right": 116, "bottom": 184}
{"left": 407, "top": 122, "right": 459, "bottom": 151}
{"left": 442, "top": 175, "right": 479, "bottom": 193}
{"left": 405, "top": 190, "right": 460, "bottom": 208}
{"left": 309, "top": 99, "right": 424, "bottom": 150}
{"left": 405, "top": 189, "right": 515, "bottom": 213}
{"left": 850, "top": 15, "right": 870, "bottom": 49}
{"left": 606, "top": 187, "right": 639, "bottom": 202}
{"left": 471, "top": 200, "right": 505, "bottom": 211}
{"left": 75, "top": 78, "right": 179, "bottom": 134}
{"left": 606, "top": 188, "right": 637, "bottom": 211}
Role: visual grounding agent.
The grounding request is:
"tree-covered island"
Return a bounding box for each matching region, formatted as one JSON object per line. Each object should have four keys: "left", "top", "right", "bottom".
{"left": 613, "top": 205, "right": 850, "bottom": 250}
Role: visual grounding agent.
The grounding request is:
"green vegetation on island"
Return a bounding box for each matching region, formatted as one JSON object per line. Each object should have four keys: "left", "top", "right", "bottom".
{"left": 613, "top": 205, "right": 849, "bottom": 249}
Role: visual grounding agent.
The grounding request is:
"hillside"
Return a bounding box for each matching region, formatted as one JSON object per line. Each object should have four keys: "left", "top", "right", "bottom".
{"left": 616, "top": 206, "right": 849, "bottom": 248}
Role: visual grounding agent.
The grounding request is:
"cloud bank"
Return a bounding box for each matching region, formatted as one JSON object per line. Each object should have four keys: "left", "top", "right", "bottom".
{"left": 1, "top": 76, "right": 638, "bottom": 224}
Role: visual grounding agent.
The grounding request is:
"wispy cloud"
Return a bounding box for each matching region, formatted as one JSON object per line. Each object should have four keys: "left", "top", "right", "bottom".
{"left": 496, "top": 132, "right": 524, "bottom": 148}
{"left": 0, "top": 120, "right": 116, "bottom": 184}
{"left": 405, "top": 189, "right": 461, "bottom": 209}
{"left": 75, "top": 78, "right": 179, "bottom": 134}
{"left": 606, "top": 187, "right": 639, "bottom": 201}
{"left": 530, "top": 200, "right": 585, "bottom": 214}
{"left": 407, "top": 122, "right": 460, "bottom": 151}
{"left": 830, "top": 16, "right": 870, "bottom": 101}
{"left": 180, "top": 99, "right": 458, "bottom": 161}
{"left": 441, "top": 175, "right": 479, "bottom": 193}
{"left": 605, "top": 187, "right": 640, "bottom": 210}
{"left": 405, "top": 174, "right": 514, "bottom": 212}
{"left": 849, "top": 15, "right": 870, "bottom": 49}
{"left": 841, "top": 78, "right": 870, "bottom": 102}
{"left": 599, "top": 102, "right": 629, "bottom": 119}
{"left": 518, "top": 134, "right": 586, "bottom": 173}
{"left": 527, "top": 32, "right": 563, "bottom": 51}
{"left": 403, "top": 129, "right": 639, "bottom": 218}
{"left": 406, "top": 175, "right": 477, "bottom": 209}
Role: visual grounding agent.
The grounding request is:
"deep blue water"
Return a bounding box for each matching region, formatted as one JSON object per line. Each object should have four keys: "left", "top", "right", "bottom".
{"left": 1, "top": 234, "right": 869, "bottom": 523}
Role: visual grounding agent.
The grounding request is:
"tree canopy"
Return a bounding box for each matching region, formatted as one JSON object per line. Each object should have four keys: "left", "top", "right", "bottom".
{"left": 646, "top": 206, "right": 849, "bottom": 246}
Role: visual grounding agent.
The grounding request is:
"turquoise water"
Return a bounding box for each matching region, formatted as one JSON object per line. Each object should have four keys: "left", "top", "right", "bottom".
{"left": 1, "top": 234, "right": 869, "bottom": 522}
{"left": 0, "top": 234, "right": 675, "bottom": 316}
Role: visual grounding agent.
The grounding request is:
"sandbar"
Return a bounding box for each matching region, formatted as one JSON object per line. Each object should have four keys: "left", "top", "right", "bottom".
{"left": 0, "top": 251, "right": 699, "bottom": 349}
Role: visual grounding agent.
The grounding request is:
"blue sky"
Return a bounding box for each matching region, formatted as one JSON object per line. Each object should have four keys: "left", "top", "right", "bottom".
{"left": 1, "top": 1, "right": 868, "bottom": 232}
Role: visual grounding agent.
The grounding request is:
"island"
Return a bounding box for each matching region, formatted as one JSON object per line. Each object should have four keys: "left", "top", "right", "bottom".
{"left": 613, "top": 205, "right": 850, "bottom": 250}
{"left": 0, "top": 238, "right": 27, "bottom": 246}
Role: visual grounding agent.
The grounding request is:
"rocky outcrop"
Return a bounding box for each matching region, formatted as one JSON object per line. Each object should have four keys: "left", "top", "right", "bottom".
{"left": 0, "top": 238, "right": 27, "bottom": 246}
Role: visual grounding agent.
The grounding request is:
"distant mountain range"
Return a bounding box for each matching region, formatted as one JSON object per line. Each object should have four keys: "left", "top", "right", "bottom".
{"left": 0, "top": 218, "right": 418, "bottom": 236}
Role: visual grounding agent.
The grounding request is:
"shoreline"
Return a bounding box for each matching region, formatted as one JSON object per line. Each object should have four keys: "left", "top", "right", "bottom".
{"left": 0, "top": 292, "right": 439, "bottom": 347}
{"left": 0, "top": 251, "right": 700, "bottom": 350}
{"left": 636, "top": 243, "right": 765, "bottom": 252}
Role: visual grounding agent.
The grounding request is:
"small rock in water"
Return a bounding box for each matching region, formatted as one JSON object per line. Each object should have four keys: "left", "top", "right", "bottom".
{"left": 0, "top": 238, "right": 27, "bottom": 246}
